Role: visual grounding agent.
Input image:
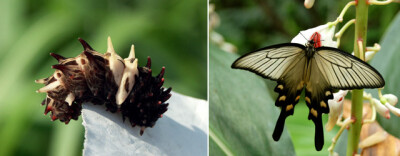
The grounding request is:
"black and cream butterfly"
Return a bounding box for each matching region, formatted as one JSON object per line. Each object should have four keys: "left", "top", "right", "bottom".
{"left": 231, "top": 32, "right": 385, "bottom": 151}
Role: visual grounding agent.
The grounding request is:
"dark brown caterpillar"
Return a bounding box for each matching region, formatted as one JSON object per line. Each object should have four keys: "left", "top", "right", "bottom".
{"left": 35, "top": 37, "right": 171, "bottom": 135}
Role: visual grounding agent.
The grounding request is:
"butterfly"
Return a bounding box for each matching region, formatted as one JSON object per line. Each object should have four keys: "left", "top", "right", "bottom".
{"left": 231, "top": 32, "right": 385, "bottom": 151}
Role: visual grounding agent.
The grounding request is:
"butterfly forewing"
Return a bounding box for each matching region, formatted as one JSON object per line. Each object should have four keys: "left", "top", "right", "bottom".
{"left": 314, "top": 47, "right": 385, "bottom": 89}
{"left": 232, "top": 43, "right": 305, "bottom": 80}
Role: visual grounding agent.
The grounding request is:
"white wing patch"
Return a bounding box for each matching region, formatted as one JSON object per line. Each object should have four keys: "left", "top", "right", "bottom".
{"left": 314, "top": 49, "right": 384, "bottom": 89}
{"left": 232, "top": 45, "right": 305, "bottom": 80}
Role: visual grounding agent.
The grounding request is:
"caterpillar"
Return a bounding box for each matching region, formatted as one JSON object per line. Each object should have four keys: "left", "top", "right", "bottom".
{"left": 35, "top": 37, "right": 172, "bottom": 135}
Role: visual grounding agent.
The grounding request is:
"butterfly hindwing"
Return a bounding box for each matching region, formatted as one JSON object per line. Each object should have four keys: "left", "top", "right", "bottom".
{"left": 272, "top": 54, "right": 307, "bottom": 141}
{"left": 303, "top": 58, "right": 335, "bottom": 150}
{"left": 272, "top": 81, "right": 303, "bottom": 141}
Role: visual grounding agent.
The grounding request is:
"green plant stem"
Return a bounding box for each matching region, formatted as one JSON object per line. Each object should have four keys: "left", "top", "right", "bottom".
{"left": 346, "top": 0, "right": 368, "bottom": 155}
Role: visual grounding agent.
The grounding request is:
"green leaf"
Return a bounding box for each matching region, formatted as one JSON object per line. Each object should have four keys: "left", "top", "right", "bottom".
{"left": 209, "top": 44, "right": 295, "bottom": 155}
{"left": 371, "top": 12, "right": 400, "bottom": 138}
{"left": 0, "top": 1, "right": 206, "bottom": 156}
{"left": 333, "top": 129, "right": 348, "bottom": 156}
{"left": 285, "top": 104, "right": 338, "bottom": 155}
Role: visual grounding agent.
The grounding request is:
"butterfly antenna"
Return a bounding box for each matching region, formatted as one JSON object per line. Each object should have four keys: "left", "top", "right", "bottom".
{"left": 299, "top": 32, "right": 309, "bottom": 41}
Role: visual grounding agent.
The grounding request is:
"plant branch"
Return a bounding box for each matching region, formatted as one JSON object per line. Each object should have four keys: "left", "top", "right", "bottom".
{"left": 363, "top": 92, "right": 377, "bottom": 124}
{"left": 346, "top": 0, "right": 369, "bottom": 155}
{"left": 328, "top": 1, "right": 356, "bottom": 26}
{"left": 335, "top": 19, "right": 356, "bottom": 46}
{"left": 369, "top": 0, "right": 393, "bottom": 5}
{"left": 366, "top": 43, "right": 381, "bottom": 52}
{"left": 328, "top": 118, "right": 354, "bottom": 155}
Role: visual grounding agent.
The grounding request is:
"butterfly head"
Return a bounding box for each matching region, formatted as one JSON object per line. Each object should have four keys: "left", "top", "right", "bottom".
{"left": 300, "top": 32, "right": 322, "bottom": 58}
{"left": 299, "top": 32, "right": 322, "bottom": 48}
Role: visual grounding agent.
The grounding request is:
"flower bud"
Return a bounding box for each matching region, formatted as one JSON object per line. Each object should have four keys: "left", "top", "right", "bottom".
{"left": 210, "top": 32, "right": 223, "bottom": 45}
{"left": 384, "top": 103, "right": 400, "bottom": 117}
{"left": 373, "top": 98, "right": 390, "bottom": 119}
{"left": 358, "top": 131, "right": 387, "bottom": 148}
{"left": 304, "top": 0, "right": 315, "bottom": 9}
{"left": 326, "top": 90, "right": 348, "bottom": 131}
{"left": 365, "top": 51, "right": 377, "bottom": 62}
{"left": 221, "top": 43, "right": 237, "bottom": 53}
{"left": 383, "top": 94, "right": 398, "bottom": 106}
{"left": 291, "top": 24, "right": 337, "bottom": 48}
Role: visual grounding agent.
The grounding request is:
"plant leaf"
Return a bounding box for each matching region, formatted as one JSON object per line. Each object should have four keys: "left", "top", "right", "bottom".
{"left": 370, "top": 12, "right": 400, "bottom": 138}
{"left": 209, "top": 45, "right": 295, "bottom": 155}
{"left": 82, "top": 91, "right": 207, "bottom": 155}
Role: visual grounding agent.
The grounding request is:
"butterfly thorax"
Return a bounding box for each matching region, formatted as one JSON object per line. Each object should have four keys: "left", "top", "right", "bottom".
{"left": 305, "top": 42, "right": 316, "bottom": 59}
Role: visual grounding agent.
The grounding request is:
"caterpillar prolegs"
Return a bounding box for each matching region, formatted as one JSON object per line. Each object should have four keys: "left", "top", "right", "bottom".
{"left": 35, "top": 37, "right": 172, "bottom": 135}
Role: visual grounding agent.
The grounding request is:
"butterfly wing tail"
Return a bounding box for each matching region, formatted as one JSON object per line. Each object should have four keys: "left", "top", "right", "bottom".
{"left": 272, "top": 110, "right": 287, "bottom": 141}
{"left": 313, "top": 116, "right": 324, "bottom": 151}
{"left": 306, "top": 99, "right": 325, "bottom": 151}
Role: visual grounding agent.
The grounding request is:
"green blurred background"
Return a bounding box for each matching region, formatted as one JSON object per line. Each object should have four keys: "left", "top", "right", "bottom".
{"left": 0, "top": 0, "right": 206, "bottom": 155}
{"left": 212, "top": 0, "right": 398, "bottom": 53}
{"left": 211, "top": 0, "right": 399, "bottom": 155}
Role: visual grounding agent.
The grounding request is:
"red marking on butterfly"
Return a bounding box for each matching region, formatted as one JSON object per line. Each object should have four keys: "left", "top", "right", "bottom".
{"left": 310, "top": 32, "right": 322, "bottom": 48}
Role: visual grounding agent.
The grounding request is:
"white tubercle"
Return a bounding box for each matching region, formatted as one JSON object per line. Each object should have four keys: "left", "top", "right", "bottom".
{"left": 37, "top": 80, "right": 60, "bottom": 93}
{"left": 37, "top": 70, "right": 65, "bottom": 93}
{"left": 65, "top": 92, "right": 75, "bottom": 106}
{"left": 116, "top": 44, "right": 139, "bottom": 105}
{"left": 128, "top": 44, "right": 136, "bottom": 58}
{"left": 35, "top": 78, "right": 48, "bottom": 84}
{"left": 77, "top": 53, "right": 88, "bottom": 71}
{"left": 48, "top": 97, "right": 55, "bottom": 107}
{"left": 107, "top": 36, "right": 124, "bottom": 86}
